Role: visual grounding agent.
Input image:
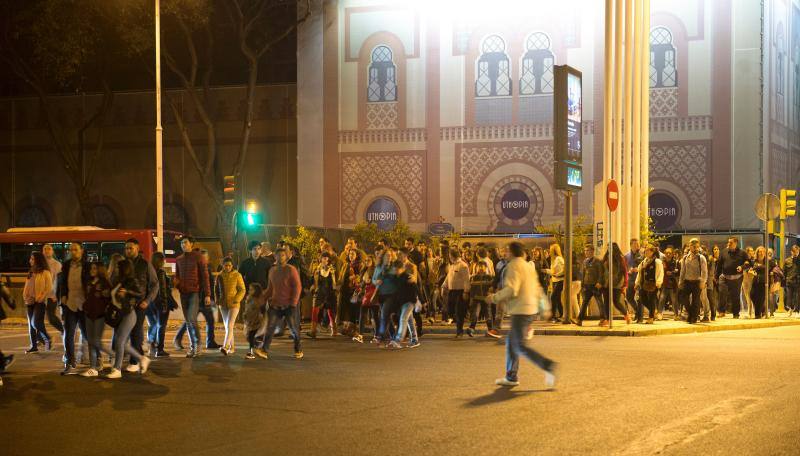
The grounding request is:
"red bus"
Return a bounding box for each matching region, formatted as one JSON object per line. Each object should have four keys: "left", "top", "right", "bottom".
{"left": 0, "top": 226, "right": 185, "bottom": 274}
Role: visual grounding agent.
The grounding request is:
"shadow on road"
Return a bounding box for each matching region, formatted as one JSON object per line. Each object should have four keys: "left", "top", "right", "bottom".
{"left": 463, "top": 387, "right": 551, "bottom": 407}
{"left": 0, "top": 372, "right": 171, "bottom": 412}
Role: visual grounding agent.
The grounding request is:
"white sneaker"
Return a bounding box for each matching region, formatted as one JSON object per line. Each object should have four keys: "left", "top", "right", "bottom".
{"left": 495, "top": 377, "right": 520, "bottom": 387}
{"left": 104, "top": 368, "right": 122, "bottom": 379}
{"left": 125, "top": 364, "right": 140, "bottom": 373}
{"left": 544, "top": 371, "right": 557, "bottom": 389}
{"left": 80, "top": 368, "right": 99, "bottom": 377}
{"left": 139, "top": 356, "right": 151, "bottom": 374}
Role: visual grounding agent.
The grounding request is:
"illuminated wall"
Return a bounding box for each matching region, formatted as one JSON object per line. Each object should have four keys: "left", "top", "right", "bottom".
{"left": 298, "top": 0, "right": 800, "bottom": 234}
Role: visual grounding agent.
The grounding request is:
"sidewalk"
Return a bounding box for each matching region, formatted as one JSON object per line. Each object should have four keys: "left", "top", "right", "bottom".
{"left": 4, "top": 314, "right": 800, "bottom": 337}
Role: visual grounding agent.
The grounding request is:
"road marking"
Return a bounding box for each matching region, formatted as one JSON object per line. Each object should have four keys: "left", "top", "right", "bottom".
{"left": 615, "top": 396, "right": 762, "bottom": 456}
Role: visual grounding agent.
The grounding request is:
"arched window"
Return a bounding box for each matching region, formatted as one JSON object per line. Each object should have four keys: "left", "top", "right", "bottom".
{"left": 367, "top": 45, "right": 397, "bottom": 102}
{"left": 520, "top": 32, "right": 555, "bottom": 95}
{"left": 475, "top": 35, "right": 512, "bottom": 97}
{"left": 17, "top": 206, "right": 49, "bottom": 227}
{"left": 650, "top": 27, "right": 677, "bottom": 88}
{"left": 92, "top": 204, "right": 118, "bottom": 229}
{"left": 776, "top": 26, "right": 786, "bottom": 96}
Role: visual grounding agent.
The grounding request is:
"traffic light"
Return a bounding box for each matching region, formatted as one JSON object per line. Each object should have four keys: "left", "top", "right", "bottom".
{"left": 781, "top": 189, "right": 797, "bottom": 219}
{"left": 239, "top": 199, "right": 263, "bottom": 228}
{"left": 223, "top": 175, "right": 236, "bottom": 207}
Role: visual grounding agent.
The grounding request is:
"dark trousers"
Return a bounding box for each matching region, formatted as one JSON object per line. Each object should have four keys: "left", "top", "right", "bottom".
{"left": 602, "top": 288, "right": 627, "bottom": 318}
{"left": 626, "top": 283, "right": 637, "bottom": 313}
{"left": 469, "top": 299, "right": 489, "bottom": 330}
{"left": 246, "top": 329, "right": 258, "bottom": 349}
{"left": 359, "top": 306, "right": 380, "bottom": 335}
{"left": 637, "top": 289, "right": 658, "bottom": 321}
{"left": 750, "top": 284, "right": 767, "bottom": 319}
{"left": 681, "top": 281, "right": 702, "bottom": 323}
{"left": 448, "top": 290, "right": 468, "bottom": 335}
{"left": 61, "top": 306, "right": 86, "bottom": 365}
{"left": 550, "top": 281, "right": 564, "bottom": 319}
{"left": 128, "top": 307, "right": 146, "bottom": 365}
{"left": 505, "top": 314, "right": 555, "bottom": 382}
{"left": 46, "top": 298, "right": 64, "bottom": 333}
{"left": 175, "top": 304, "right": 217, "bottom": 347}
{"left": 261, "top": 306, "right": 300, "bottom": 353}
{"left": 579, "top": 286, "right": 603, "bottom": 321}
{"left": 378, "top": 295, "right": 402, "bottom": 340}
{"left": 26, "top": 303, "right": 50, "bottom": 349}
{"left": 723, "top": 277, "right": 743, "bottom": 317}
{"left": 788, "top": 285, "right": 800, "bottom": 311}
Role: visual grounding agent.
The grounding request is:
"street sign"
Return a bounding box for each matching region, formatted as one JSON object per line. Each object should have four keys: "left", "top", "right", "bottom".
{"left": 428, "top": 222, "right": 455, "bottom": 236}
{"left": 755, "top": 193, "right": 780, "bottom": 221}
{"left": 606, "top": 179, "right": 619, "bottom": 212}
{"left": 596, "top": 221, "right": 604, "bottom": 247}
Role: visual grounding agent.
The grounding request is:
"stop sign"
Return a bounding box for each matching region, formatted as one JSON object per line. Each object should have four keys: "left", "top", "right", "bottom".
{"left": 606, "top": 179, "right": 619, "bottom": 212}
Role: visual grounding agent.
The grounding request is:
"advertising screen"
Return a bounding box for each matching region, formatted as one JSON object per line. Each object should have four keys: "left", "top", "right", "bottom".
{"left": 566, "top": 73, "right": 582, "bottom": 162}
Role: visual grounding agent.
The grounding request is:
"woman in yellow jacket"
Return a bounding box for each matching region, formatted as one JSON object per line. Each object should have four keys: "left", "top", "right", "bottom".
{"left": 214, "top": 257, "right": 246, "bottom": 355}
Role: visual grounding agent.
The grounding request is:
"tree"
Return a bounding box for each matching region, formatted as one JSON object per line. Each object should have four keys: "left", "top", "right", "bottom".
{"left": 116, "top": 0, "right": 311, "bottom": 248}
{"left": 0, "top": 0, "right": 115, "bottom": 225}
{"left": 535, "top": 215, "right": 594, "bottom": 253}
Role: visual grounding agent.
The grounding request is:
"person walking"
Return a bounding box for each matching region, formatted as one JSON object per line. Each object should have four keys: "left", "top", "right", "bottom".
{"left": 678, "top": 238, "right": 708, "bottom": 324}
{"left": 307, "top": 252, "right": 338, "bottom": 338}
{"left": 123, "top": 238, "right": 159, "bottom": 371}
{"left": 355, "top": 255, "right": 379, "bottom": 343}
{"left": 215, "top": 257, "right": 245, "bottom": 355}
{"left": 174, "top": 236, "right": 212, "bottom": 358}
{"left": 23, "top": 252, "right": 53, "bottom": 354}
{"left": 487, "top": 242, "right": 557, "bottom": 388}
{"left": 239, "top": 241, "right": 271, "bottom": 292}
{"left": 387, "top": 253, "right": 420, "bottom": 349}
{"left": 749, "top": 246, "right": 776, "bottom": 319}
{"left": 634, "top": 246, "right": 664, "bottom": 324}
{"left": 254, "top": 248, "right": 303, "bottom": 360}
{"left": 601, "top": 243, "right": 630, "bottom": 325}
{"left": 785, "top": 245, "right": 800, "bottom": 316}
{"left": 467, "top": 261, "right": 494, "bottom": 337}
{"left": 150, "top": 252, "right": 174, "bottom": 358}
{"left": 577, "top": 244, "right": 604, "bottom": 326}
{"left": 104, "top": 259, "right": 151, "bottom": 378}
{"left": 58, "top": 242, "right": 91, "bottom": 375}
{"left": 80, "top": 262, "right": 111, "bottom": 377}
{"left": 42, "top": 244, "right": 64, "bottom": 334}
{"left": 625, "top": 239, "right": 643, "bottom": 316}
{"left": 243, "top": 283, "right": 267, "bottom": 359}
{"left": 657, "top": 248, "right": 679, "bottom": 321}
{"left": 717, "top": 237, "right": 749, "bottom": 319}
{"left": 442, "top": 248, "right": 471, "bottom": 337}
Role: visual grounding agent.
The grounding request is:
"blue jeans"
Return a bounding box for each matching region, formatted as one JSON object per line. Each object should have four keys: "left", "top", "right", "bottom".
{"left": 179, "top": 293, "right": 201, "bottom": 350}
{"left": 378, "top": 295, "right": 401, "bottom": 341}
{"left": 505, "top": 314, "right": 554, "bottom": 382}
{"left": 112, "top": 310, "right": 142, "bottom": 370}
{"left": 261, "top": 307, "right": 301, "bottom": 353}
{"left": 61, "top": 306, "right": 86, "bottom": 365}
{"left": 145, "top": 302, "right": 159, "bottom": 344}
{"left": 26, "top": 303, "right": 50, "bottom": 349}
{"left": 394, "top": 302, "right": 418, "bottom": 343}
{"left": 84, "top": 316, "right": 108, "bottom": 369}
{"left": 175, "top": 299, "right": 216, "bottom": 348}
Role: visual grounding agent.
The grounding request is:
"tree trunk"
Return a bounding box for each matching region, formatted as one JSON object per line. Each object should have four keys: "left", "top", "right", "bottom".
{"left": 76, "top": 187, "right": 95, "bottom": 226}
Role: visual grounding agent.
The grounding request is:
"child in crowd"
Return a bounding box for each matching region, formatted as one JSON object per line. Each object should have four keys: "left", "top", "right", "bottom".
{"left": 467, "top": 261, "right": 494, "bottom": 337}
{"left": 243, "top": 283, "right": 267, "bottom": 360}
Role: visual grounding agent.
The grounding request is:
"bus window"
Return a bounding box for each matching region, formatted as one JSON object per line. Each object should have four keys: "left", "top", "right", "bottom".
{"left": 100, "top": 241, "right": 125, "bottom": 264}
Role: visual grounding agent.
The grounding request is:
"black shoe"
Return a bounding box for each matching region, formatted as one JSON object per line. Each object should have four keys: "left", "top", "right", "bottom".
{"left": 44, "top": 340, "right": 52, "bottom": 351}
{"left": 61, "top": 363, "right": 75, "bottom": 376}
{"left": 206, "top": 342, "right": 221, "bottom": 350}
{"left": 466, "top": 328, "right": 474, "bottom": 338}
{"left": 155, "top": 350, "right": 170, "bottom": 358}
{"left": 149, "top": 342, "right": 157, "bottom": 355}
{"left": 0, "top": 354, "right": 14, "bottom": 372}
{"left": 25, "top": 347, "right": 39, "bottom": 354}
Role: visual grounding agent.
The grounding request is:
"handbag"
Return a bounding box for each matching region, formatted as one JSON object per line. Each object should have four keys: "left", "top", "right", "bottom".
{"left": 105, "top": 284, "right": 131, "bottom": 327}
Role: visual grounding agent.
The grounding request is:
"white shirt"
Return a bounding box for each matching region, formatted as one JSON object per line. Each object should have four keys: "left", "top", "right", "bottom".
{"left": 46, "top": 257, "right": 61, "bottom": 300}
{"left": 489, "top": 257, "right": 543, "bottom": 315}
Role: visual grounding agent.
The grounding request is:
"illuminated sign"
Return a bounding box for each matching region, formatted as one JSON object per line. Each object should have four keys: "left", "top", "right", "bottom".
{"left": 365, "top": 197, "right": 399, "bottom": 230}
{"left": 648, "top": 192, "right": 680, "bottom": 231}
{"left": 554, "top": 65, "right": 583, "bottom": 191}
{"left": 500, "top": 189, "right": 531, "bottom": 220}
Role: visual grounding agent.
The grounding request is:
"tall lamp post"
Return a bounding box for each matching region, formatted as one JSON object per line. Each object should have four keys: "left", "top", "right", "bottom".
{"left": 155, "top": 0, "right": 164, "bottom": 252}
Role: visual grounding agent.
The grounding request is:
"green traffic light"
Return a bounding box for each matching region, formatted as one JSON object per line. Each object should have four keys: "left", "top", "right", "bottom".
{"left": 246, "top": 213, "right": 255, "bottom": 226}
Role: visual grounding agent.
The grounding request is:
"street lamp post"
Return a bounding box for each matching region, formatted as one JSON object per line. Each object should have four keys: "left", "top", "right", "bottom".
{"left": 155, "top": 0, "right": 164, "bottom": 253}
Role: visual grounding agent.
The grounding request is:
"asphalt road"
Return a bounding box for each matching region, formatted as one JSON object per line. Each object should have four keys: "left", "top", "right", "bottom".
{"left": 1, "top": 325, "right": 799, "bottom": 456}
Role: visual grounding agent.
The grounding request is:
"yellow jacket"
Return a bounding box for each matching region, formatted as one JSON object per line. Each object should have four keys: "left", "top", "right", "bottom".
{"left": 214, "top": 270, "right": 246, "bottom": 308}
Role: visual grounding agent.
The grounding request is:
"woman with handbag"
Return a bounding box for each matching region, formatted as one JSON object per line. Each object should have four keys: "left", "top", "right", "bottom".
{"left": 543, "top": 244, "right": 565, "bottom": 323}
{"left": 634, "top": 246, "right": 664, "bottom": 324}
{"left": 355, "top": 255, "right": 378, "bottom": 343}
{"left": 337, "top": 249, "right": 362, "bottom": 337}
{"left": 23, "top": 252, "right": 53, "bottom": 354}
{"left": 80, "top": 262, "right": 112, "bottom": 377}
{"left": 105, "top": 259, "right": 150, "bottom": 379}
{"left": 749, "top": 247, "right": 777, "bottom": 319}
{"left": 214, "top": 257, "right": 246, "bottom": 355}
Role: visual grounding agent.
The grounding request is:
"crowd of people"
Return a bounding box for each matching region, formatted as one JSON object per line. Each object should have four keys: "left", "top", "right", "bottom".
{"left": 1, "top": 232, "right": 799, "bottom": 386}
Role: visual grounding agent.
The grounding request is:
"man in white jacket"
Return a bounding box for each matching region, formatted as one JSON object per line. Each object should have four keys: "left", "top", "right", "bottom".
{"left": 487, "top": 242, "right": 557, "bottom": 388}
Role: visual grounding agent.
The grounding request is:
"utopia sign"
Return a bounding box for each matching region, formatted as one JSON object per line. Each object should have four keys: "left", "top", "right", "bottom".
{"left": 365, "top": 197, "right": 399, "bottom": 230}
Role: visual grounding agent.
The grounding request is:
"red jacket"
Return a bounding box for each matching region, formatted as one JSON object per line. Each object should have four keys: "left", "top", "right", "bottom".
{"left": 266, "top": 264, "right": 301, "bottom": 308}
{"left": 175, "top": 251, "right": 210, "bottom": 296}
